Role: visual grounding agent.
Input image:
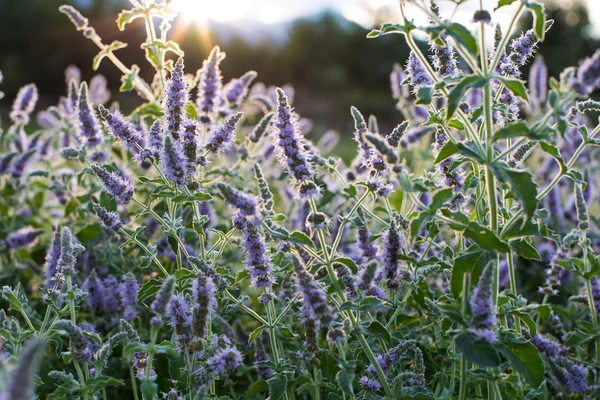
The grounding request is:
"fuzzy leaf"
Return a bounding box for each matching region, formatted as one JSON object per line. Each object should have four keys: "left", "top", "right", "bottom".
{"left": 451, "top": 250, "right": 493, "bottom": 299}
{"left": 509, "top": 238, "right": 541, "bottom": 260}
{"left": 267, "top": 373, "right": 288, "bottom": 400}
{"left": 497, "top": 339, "right": 545, "bottom": 387}
{"left": 496, "top": 76, "right": 530, "bottom": 103}
{"left": 447, "top": 75, "right": 488, "bottom": 120}
{"left": 490, "top": 163, "right": 538, "bottom": 222}
{"left": 455, "top": 331, "right": 501, "bottom": 367}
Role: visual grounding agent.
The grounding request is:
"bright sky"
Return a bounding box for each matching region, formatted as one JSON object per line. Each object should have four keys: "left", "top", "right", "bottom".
{"left": 170, "top": 0, "right": 600, "bottom": 35}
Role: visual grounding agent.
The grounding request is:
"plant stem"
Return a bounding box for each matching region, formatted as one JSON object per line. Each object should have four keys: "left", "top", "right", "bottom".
{"left": 458, "top": 272, "right": 470, "bottom": 400}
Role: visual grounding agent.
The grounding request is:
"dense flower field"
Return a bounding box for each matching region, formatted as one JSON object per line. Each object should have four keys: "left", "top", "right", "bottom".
{"left": 1, "top": 0, "right": 600, "bottom": 399}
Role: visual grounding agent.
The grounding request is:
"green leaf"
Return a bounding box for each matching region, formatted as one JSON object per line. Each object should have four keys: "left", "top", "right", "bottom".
{"left": 447, "top": 75, "right": 488, "bottom": 120}
{"left": 116, "top": 7, "right": 145, "bottom": 31}
{"left": 416, "top": 86, "right": 433, "bottom": 105}
{"left": 526, "top": 1, "right": 547, "bottom": 40}
{"left": 288, "top": 231, "right": 314, "bottom": 246}
{"left": 496, "top": 76, "right": 529, "bottom": 103}
{"left": 337, "top": 369, "right": 355, "bottom": 396}
{"left": 509, "top": 238, "right": 541, "bottom": 260}
{"left": 131, "top": 103, "right": 164, "bottom": 118}
{"left": 451, "top": 250, "right": 493, "bottom": 299}
{"left": 497, "top": 339, "right": 545, "bottom": 387}
{"left": 490, "top": 163, "right": 538, "bottom": 222}
{"left": 457, "top": 141, "right": 486, "bottom": 164}
{"left": 367, "top": 22, "right": 411, "bottom": 38}
{"left": 120, "top": 65, "right": 140, "bottom": 92}
{"left": 76, "top": 224, "right": 105, "bottom": 243}
{"left": 138, "top": 278, "right": 162, "bottom": 305}
{"left": 445, "top": 23, "right": 479, "bottom": 56}
{"left": 492, "top": 121, "right": 551, "bottom": 142}
{"left": 245, "top": 381, "right": 269, "bottom": 399}
{"left": 93, "top": 41, "right": 128, "bottom": 71}
{"left": 455, "top": 332, "right": 501, "bottom": 367}
{"left": 511, "top": 310, "right": 538, "bottom": 337}
{"left": 495, "top": 0, "right": 518, "bottom": 9}
{"left": 367, "top": 321, "right": 391, "bottom": 343}
{"left": 434, "top": 141, "right": 459, "bottom": 164}
{"left": 267, "top": 374, "right": 288, "bottom": 400}
{"left": 333, "top": 257, "right": 358, "bottom": 274}
{"left": 464, "top": 222, "right": 510, "bottom": 252}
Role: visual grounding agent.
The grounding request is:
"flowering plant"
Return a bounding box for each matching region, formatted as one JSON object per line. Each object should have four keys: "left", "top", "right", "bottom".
{"left": 0, "top": 0, "right": 599, "bottom": 399}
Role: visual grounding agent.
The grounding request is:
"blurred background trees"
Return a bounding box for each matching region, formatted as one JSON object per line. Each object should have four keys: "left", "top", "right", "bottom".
{"left": 0, "top": 0, "right": 597, "bottom": 137}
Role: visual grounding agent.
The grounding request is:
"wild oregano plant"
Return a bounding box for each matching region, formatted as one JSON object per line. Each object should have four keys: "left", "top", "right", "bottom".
{"left": 0, "top": 0, "right": 599, "bottom": 399}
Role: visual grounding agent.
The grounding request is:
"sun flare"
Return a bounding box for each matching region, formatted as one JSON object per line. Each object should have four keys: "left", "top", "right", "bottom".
{"left": 171, "top": 0, "right": 251, "bottom": 23}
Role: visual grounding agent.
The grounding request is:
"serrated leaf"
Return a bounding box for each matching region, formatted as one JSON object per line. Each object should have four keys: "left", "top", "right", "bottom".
{"left": 492, "top": 121, "right": 551, "bottom": 142}
{"left": 434, "top": 141, "right": 459, "bottom": 164}
{"left": 451, "top": 250, "right": 493, "bottom": 299}
{"left": 447, "top": 75, "right": 488, "bottom": 120}
{"left": 288, "top": 231, "right": 313, "bottom": 246}
{"left": 509, "top": 238, "right": 541, "bottom": 260}
{"left": 526, "top": 1, "right": 547, "bottom": 40}
{"left": 93, "top": 41, "right": 128, "bottom": 71}
{"left": 455, "top": 331, "right": 501, "bottom": 367}
{"left": 497, "top": 76, "right": 529, "bottom": 103}
{"left": 490, "top": 163, "right": 538, "bottom": 222}
{"left": 116, "top": 7, "right": 145, "bottom": 31}
{"left": 120, "top": 65, "right": 140, "bottom": 92}
{"left": 337, "top": 369, "right": 355, "bottom": 396}
{"left": 245, "top": 381, "right": 269, "bottom": 399}
{"left": 463, "top": 222, "right": 510, "bottom": 252}
{"left": 497, "top": 339, "right": 545, "bottom": 387}
{"left": 267, "top": 374, "right": 288, "bottom": 400}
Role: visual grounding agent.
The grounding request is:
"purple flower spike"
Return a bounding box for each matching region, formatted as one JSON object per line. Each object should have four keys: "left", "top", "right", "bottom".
{"left": 164, "top": 58, "right": 188, "bottom": 139}
{"left": 98, "top": 105, "right": 144, "bottom": 154}
{"left": 191, "top": 274, "right": 216, "bottom": 341}
{"left": 88, "top": 75, "right": 110, "bottom": 105}
{"left": 197, "top": 46, "right": 225, "bottom": 122}
{"left": 44, "top": 226, "right": 62, "bottom": 289}
{"left": 83, "top": 269, "right": 105, "bottom": 313}
{"left": 382, "top": 219, "right": 402, "bottom": 288}
{"left": 151, "top": 276, "right": 175, "bottom": 315}
{"left": 10, "top": 84, "right": 38, "bottom": 124}
{"left": 205, "top": 111, "right": 243, "bottom": 153}
{"left": 6, "top": 227, "right": 43, "bottom": 249}
{"left": 351, "top": 106, "right": 372, "bottom": 166}
{"left": 91, "top": 164, "right": 134, "bottom": 203}
{"left": 529, "top": 56, "right": 548, "bottom": 111}
{"left": 148, "top": 119, "right": 164, "bottom": 159}
{"left": 181, "top": 119, "right": 198, "bottom": 177}
{"left": 57, "top": 226, "right": 85, "bottom": 276}
{"left": 470, "top": 262, "right": 497, "bottom": 330}
{"left": 273, "top": 88, "right": 316, "bottom": 186}
{"left": 406, "top": 52, "right": 433, "bottom": 89}
{"left": 161, "top": 135, "right": 188, "bottom": 186}
{"left": 92, "top": 203, "right": 122, "bottom": 233}
{"left": 431, "top": 36, "right": 460, "bottom": 78}
{"left": 572, "top": 50, "right": 600, "bottom": 96}
{"left": 224, "top": 70, "right": 257, "bottom": 107}
{"left": 10, "top": 149, "right": 37, "bottom": 179}
{"left": 120, "top": 273, "right": 140, "bottom": 321}
{"left": 78, "top": 82, "right": 102, "bottom": 147}
{"left": 240, "top": 217, "right": 274, "bottom": 288}
{"left": 206, "top": 346, "right": 243, "bottom": 376}
{"left": 216, "top": 182, "right": 257, "bottom": 217}
{"left": 59, "top": 5, "right": 89, "bottom": 30}
{"left": 390, "top": 63, "right": 410, "bottom": 103}
{"left": 292, "top": 254, "right": 335, "bottom": 327}
{"left": 168, "top": 295, "right": 193, "bottom": 348}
